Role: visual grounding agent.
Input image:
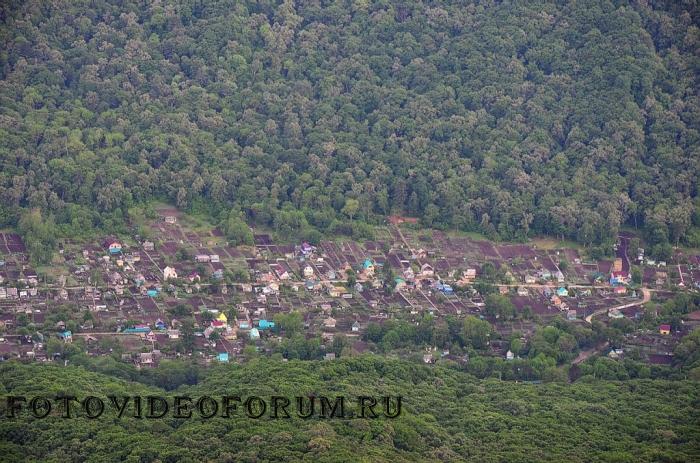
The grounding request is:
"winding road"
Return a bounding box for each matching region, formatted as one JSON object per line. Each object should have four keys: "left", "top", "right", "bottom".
{"left": 572, "top": 287, "right": 651, "bottom": 365}
{"left": 584, "top": 287, "right": 651, "bottom": 324}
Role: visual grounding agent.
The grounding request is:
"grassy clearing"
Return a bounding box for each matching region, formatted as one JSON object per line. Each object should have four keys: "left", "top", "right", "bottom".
{"left": 178, "top": 213, "right": 216, "bottom": 234}
{"left": 36, "top": 264, "right": 70, "bottom": 282}
{"left": 530, "top": 237, "right": 583, "bottom": 251}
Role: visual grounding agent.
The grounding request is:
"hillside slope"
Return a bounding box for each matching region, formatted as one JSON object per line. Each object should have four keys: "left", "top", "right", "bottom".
{"left": 0, "top": 1, "right": 699, "bottom": 256}
{"left": 1, "top": 358, "right": 699, "bottom": 462}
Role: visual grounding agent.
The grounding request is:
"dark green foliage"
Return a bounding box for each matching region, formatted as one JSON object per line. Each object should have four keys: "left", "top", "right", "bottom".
{"left": 273, "top": 311, "right": 304, "bottom": 336}
{"left": 462, "top": 315, "right": 493, "bottom": 350}
{"left": 631, "top": 266, "right": 643, "bottom": 285}
{"left": 484, "top": 294, "right": 516, "bottom": 321}
{"left": 0, "top": 358, "right": 699, "bottom": 462}
{"left": 17, "top": 209, "right": 56, "bottom": 264}
{"left": 675, "top": 329, "right": 700, "bottom": 377}
{"left": 223, "top": 211, "right": 254, "bottom": 246}
{"left": 0, "top": 1, "right": 698, "bottom": 257}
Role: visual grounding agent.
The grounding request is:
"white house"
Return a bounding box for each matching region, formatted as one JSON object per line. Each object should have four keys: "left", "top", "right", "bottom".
{"left": 105, "top": 240, "right": 122, "bottom": 254}
{"left": 163, "top": 266, "right": 178, "bottom": 281}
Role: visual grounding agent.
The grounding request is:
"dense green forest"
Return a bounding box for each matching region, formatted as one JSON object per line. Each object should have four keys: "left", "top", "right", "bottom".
{"left": 1, "top": 358, "right": 699, "bottom": 462}
{"left": 0, "top": 0, "right": 699, "bottom": 259}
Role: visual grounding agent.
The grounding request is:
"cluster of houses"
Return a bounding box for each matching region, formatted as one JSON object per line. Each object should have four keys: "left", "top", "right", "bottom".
{"left": 608, "top": 258, "right": 629, "bottom": 295}
{"left": 1, "top": 219, "right": 699, "bottom": 367}
{"left": 0, "top": 259, "right": 38, "bottom": 301}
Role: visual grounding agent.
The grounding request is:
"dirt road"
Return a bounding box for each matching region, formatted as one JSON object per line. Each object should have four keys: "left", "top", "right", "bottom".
{"left": 584, "top": 287, "right": 651, "bottom": 324}
{"left": 572, "top": 287, "right": 651, "bottom": 366}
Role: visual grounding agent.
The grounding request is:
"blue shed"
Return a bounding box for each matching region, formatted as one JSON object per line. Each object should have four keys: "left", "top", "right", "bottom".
{"left": 258, "top": 319, "right": 275, "bottom": 330}
{"left": 123, "top": 325, "right": 151, "bottom": 334}
{"left": 441, "top": 283, "right": 454, "bottom": 294}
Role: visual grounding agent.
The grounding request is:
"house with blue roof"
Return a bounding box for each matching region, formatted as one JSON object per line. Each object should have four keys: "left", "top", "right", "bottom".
{"left": 58, "top": 330, "right": 72, "bottom": 342}
{"left": 258, "top": 320, "right": 275, "bottom": 330}
{"left": 104, "top": 239, "right": 122, "bottom": 254}
{"left": 217, "top": 352, "right": 229, "bottom": 362}
{"left": 610, "top": 271, "right": 628, "bottom": 286}
{"left": 556, "top": 287, "right": 569, "bottom": 297}
{"left": 123, "top": 325, "right": 151, "bottom": 334}
{"left": 361, "top": 258, "right": 376, "bottom": 278}
{"left": 440, "top": 283, "right": 454, "bottom": 294}
{"left": 147, "top": 289, "right": 159, "bottom": 297}
{"left": 434, "top": 280, "right": 454, "bottom": 294}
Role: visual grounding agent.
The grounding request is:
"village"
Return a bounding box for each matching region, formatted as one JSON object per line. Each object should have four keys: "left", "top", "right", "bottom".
{"left": 0, "top": 207, "right": 699, "bottom": 370}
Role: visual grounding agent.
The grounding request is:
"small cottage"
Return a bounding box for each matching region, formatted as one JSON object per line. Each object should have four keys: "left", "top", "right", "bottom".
{"left": 163, "top": 266, "right": 178, "bottom": 281}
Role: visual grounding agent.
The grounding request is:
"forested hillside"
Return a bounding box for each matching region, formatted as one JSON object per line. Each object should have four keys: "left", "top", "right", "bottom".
{"left": 1, "top": 0, "right": 699, "bottom": 259}
{"left": 1, "top": 358, "right": 699, "bottom": 462}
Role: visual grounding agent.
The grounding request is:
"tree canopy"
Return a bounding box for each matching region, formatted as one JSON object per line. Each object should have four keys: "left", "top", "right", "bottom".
{"left": 1, "top": 358, "right": 699, "bottom": 462}
{"left": 0, "top": 0, "right": 698, "bottom": 258}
